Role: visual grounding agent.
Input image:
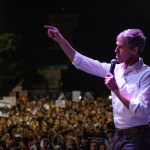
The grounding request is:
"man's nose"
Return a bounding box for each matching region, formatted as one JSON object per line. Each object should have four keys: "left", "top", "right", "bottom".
{"left": 115, "top": 46, "right": 119, "bottom": 52}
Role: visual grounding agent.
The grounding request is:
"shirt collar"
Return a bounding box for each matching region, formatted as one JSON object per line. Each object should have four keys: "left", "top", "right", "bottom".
{"left": 123, "top": 57, "right": 144, "bottom": 76}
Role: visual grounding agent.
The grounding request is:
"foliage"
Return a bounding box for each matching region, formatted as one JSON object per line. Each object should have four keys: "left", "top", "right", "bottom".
{"left": 0, "top": 33, "right": 46, "bottom": 95}
{"left": 0, "top": 33, "right": 24, "bottom": 95}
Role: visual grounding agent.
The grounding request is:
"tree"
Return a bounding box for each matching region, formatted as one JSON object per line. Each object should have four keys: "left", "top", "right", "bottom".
{"left": 0, "top": 33, "right": 45, "bottom": 96}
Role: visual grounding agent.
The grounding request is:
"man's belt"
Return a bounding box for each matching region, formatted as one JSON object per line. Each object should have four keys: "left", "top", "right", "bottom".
{"left": 116, "top": 124, "right": 149, "bottom": 135}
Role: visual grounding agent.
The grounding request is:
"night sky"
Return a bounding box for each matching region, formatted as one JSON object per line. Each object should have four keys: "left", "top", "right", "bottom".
{"left": 0, "top": 0, "right": 150, "bottom": 93}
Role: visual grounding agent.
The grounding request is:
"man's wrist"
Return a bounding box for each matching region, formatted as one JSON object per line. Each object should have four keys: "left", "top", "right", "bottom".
{"left": 112, "top": 86, "right": 119, "bottom": 93}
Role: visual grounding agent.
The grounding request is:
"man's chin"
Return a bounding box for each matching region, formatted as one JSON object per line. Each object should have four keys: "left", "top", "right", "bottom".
{"left": 116, "top": 58, "right": 122, "bottom": 63}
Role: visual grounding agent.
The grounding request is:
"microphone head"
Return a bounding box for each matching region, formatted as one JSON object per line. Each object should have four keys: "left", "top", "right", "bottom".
{"left": 111, "top": 59, "right": 118, "bottom": 64}
{"left": 109, "top": 59, "right": 118, "bottom": 74}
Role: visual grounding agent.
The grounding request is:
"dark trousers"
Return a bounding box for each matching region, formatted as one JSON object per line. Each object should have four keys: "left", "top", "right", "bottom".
{"left": 148, "top": 125, "right": 150, "bottom": 148}
{"left": 111, "top": 125, "right": 149, "bottom": 150}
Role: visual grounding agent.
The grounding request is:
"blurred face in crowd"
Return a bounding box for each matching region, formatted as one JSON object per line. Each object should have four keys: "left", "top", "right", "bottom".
{"left": 43, "top": 140, "right": 49, "bottom": 149}
{"left": 99, "top": 144, "right": 107, "bottom": 150}
{"left": 61, "top": 119, "right": 69, "bottom": 128}
{"left": 90, "top": 141, "right": 99, "bottom": 150}
{"left": 66, "top": 137, "right": 77, "bottom": 150}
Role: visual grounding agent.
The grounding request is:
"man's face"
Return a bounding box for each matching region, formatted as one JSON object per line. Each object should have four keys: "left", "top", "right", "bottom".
{"left": 90, "top": 142, "right": 98, "bottom": 150}
{"left": 43, "top": 140, "right": 49, "bottom": 148}
{"left": 115, "top": 37, "right": 134, "bottom": 65}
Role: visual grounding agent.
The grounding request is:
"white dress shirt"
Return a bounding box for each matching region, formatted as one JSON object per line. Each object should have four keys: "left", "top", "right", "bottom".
{"left": 72, "top": 52, "right": 150, "bottom": 129}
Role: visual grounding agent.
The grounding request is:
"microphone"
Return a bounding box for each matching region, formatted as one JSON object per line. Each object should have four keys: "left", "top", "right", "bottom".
{"left": 109, "top": 59, "right": 118, "bottom": 74}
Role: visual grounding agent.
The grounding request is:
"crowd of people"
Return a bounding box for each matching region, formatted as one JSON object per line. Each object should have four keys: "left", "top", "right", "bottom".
{"left": 0, "top": 92, "right": 115, "bottom": 150}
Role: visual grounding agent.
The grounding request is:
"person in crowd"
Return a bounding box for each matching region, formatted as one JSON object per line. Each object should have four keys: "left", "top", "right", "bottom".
{"left": 99, "top": 143, "right": 107, "bottom": 150}
{"left": 44, "top": 25, "right": 150, "bottom": 150}
{"left": 79, "top": 136, "right": 90, "bottom": 150}
{"left": 66, "top": 137, "right": 78, "bottom": 150}
{"left": 90, "top": 140, "right": 99, "bottom": 150}
{"left": 40, "top": 138, "right": 51, "bottom": 150}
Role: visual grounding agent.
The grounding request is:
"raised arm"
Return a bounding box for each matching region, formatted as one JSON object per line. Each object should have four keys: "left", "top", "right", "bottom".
{"left": 44, "top": 25, "right": 75, "bottom": 61}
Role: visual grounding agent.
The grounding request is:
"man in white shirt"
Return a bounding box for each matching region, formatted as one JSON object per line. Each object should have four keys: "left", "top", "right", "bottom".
{"left": 44, "top": 25, "right": 150, "bottom": 150}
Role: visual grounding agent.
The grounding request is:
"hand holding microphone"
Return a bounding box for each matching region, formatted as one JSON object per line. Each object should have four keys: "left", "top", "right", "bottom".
{"left": 105, "top": 59, "right": 118, "bottom": 91}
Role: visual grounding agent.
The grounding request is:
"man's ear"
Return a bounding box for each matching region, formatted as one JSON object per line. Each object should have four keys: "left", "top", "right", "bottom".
{"left": 132, "top": 47, "right": 138, "bottom": 54}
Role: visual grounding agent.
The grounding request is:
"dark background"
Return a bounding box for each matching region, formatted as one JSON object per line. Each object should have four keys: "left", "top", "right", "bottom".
{"left": 0, "top": 0, "right": 150, "bottom": 94}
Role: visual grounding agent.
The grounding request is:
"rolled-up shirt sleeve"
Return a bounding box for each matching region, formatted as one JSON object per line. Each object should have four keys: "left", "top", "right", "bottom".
{"left": 129, "top": 72, "right": 150, "bottom": 116}
{"left": 72, "top": 51, "right": 110, "bottom": 78}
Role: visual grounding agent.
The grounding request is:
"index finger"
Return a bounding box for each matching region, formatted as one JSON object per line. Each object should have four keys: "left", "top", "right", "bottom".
{"left": 44, "top": 25, "right": 54, "bottom": 29}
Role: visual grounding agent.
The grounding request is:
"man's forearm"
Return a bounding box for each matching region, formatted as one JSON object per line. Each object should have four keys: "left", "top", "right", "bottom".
{"left": 113, "top": 88, "right": 131, "bottom": 109}
{"left": 58, "top": 37, "right": 76, "bottom": 61}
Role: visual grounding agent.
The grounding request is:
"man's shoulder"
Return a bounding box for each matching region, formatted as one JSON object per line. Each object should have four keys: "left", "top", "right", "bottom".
{"left": 143, "top": 64, "right": 150, "bottom": 72}
{"left": 140, "top": 65, "right": 150, "bottom": 79}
